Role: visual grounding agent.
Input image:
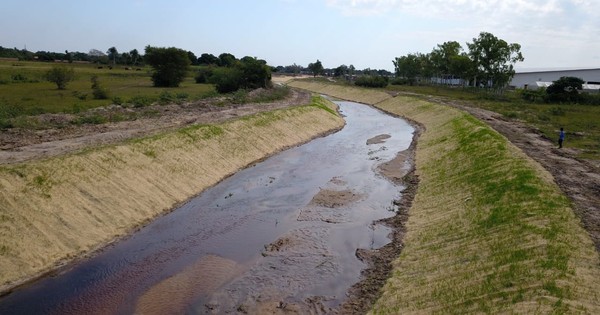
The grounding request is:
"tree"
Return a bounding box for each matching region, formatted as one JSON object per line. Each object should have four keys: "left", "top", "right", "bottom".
{"left": 107, "top": 46, "right": 118, "bottom": 66}
{"left": 187, "top": 51, "right": 199, "bottom": 65}
{"left": 546, "top": 76, "right": 584, "bottom": 103}
{"left": 308, "top": 59, "right": 324, "bottom": 77}
{"left": 393, "top": 53, "right": 424, "bottom": 85}
{"left": 129, "top": 49, "right": 140, "bottom": 66}
{"left": 45, "top": 66, "right": 75, "bottom": 89}
{"left": 334, "top": 64, "right": 349, "bottom": 77}
{"left": 198, "top": 53, "right": 219, "bottom": 65}
{"left": 218, "top": 53, "right": 237, "bottom": 67}
{"left": 144, "top": 46, "right": 190, "bottom": 87}
{"left": 430, "top": 41, "right": 462, "bottom": 83}
{"left": 238, "top": 56, "right": 271, "bottom": 89}
{"left": 120, "top": 52, "right": 131, "bottom": 65}
{"left": 449, "top": 54, "right": 476, "bottom": 86}
{"left": 467, "top": 32, "right": 524, "bottom": 89}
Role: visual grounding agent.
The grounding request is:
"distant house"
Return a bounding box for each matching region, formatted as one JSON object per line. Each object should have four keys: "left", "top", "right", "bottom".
{"left": 510, "top": 68, "right": 600, "bottom": 92}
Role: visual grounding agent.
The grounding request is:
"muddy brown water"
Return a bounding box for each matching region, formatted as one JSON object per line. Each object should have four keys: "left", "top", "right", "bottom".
{"left": 0, "top": 101, "right": 414, "bottom": 314}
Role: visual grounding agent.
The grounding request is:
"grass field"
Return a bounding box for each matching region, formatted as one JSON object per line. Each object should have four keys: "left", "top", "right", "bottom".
{"left": 288, "top": 81, "right": 600, "bottom": 313}
{"left": 0, "top": 60, "right": 215, "bottom": 117}
{"left": 387, "top": 84, "right": 600, "bottom": 160}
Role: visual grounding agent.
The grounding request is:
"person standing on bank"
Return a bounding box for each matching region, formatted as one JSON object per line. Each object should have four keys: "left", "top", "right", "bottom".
{"left": 558, "top": 127, "right": 565, "bottom": 148}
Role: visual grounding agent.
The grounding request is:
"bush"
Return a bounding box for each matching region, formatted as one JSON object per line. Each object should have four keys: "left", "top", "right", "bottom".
{"left": 520, "top": 88, "right": 545, "bottom": 102}
{"left": 195, "top": 67, "right": 214, "bottom": 84}
{"left": 112, "top": 96, "right": 124, "bottom": 105}
{"left": 390, "top": 77, "right": 409, "bottom": 85}
{"left": 545, "top": 76, "right": 584, "bottom": 103}
{"left": 0, "top": 101, "right": 24, "bottom": 120}
{"left": 45, "top": 66, "right": 75, "bottom": 90}
{"left": 129, "top": 95, "right": 154, "bottom": 107}
{"left": 158, "top": 91, "right": 175, "bottom": 104}
{"left": 210, "top": 67, "right": 243, "bottom": 93}
{"left": 355, "top": 75, "right": 389, "bottom": 88}
{"left": 91, "top": 75, "right": 109, "bottom": 99}
{"left": 144, "top": 46, "right": 190, "bottom": 87}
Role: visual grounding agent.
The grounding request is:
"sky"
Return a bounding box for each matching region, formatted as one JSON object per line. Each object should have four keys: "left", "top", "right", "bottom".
{"left": 2, "top": 0, "right": 599, "bottom": 71}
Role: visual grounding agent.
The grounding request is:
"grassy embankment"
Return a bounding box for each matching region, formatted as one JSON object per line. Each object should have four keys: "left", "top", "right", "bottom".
{"left": 289, "top": 80, "right": 600, "bottom": 313}
{"left": 0, "top": 96, "right": 344, "bottom": 292}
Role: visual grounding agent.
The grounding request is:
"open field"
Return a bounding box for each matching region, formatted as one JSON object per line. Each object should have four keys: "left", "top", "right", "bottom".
{"left": 0, "top": 95, "right": 344, "bottom": 294}
{"left": 387, "top": 84, "right": 600, "bottom": 161}
{"left": 289, "top": 81, "right": 600, "bottom": 313}
{"left": 0, "top": 60, "right": 215, "bottom": 118}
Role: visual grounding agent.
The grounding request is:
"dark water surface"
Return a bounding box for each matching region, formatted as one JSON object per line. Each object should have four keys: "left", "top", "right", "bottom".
{"left": 0, "top": 101, "right": 414, "bottom": 314}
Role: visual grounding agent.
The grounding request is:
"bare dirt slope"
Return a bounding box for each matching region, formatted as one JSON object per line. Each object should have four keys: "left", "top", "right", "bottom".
{"left": 0, "top": 88, "right": 310, "bottom": 164}
{"left": 423, "top": 95, "right": 600, "bottom": 252}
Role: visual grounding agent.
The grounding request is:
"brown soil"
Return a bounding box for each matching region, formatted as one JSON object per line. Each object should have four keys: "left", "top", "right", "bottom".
{"left": 0, "top": 88, "right": 311, "bottom": 164}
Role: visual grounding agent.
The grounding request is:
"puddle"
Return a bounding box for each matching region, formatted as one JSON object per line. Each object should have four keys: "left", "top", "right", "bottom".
{"left": 0, "top": 101, "right": 414, "bottom": 314}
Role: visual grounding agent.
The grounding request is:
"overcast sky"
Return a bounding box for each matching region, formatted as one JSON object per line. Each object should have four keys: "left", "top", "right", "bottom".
{"left": 2, "top": 0, "right": 599, "bottom": 71}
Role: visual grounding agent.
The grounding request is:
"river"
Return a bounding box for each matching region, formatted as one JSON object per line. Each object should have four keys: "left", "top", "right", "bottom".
{"left": 0, "top": 100, "right": 414, "bottom": 314}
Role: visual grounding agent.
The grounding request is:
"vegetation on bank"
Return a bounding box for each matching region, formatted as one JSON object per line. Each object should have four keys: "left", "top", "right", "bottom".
{"left": 0, "top": 59, "right": 281, "bottom": 130}
{"left": 288, "top": 81, "right": 600, "bottom": 314}
{"left": 0, "top": 95, "right": 344, "bottom": 292}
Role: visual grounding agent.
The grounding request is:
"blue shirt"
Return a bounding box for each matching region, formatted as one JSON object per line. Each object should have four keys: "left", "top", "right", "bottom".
{"left": 559, "top": 130, "right": 565, "bottom": 140}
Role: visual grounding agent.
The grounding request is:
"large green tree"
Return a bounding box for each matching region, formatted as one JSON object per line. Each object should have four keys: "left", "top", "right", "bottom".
{"left": 393, "top": 53, "right": 424, "bottom": 85}
{"left": 430, "top": 41, "right": 462, "bottom": 79}
{"left": 308, "top": 59, "right": 324, "bottom": 77}
{"left": 467, "top": 32, "right": 524, "bottom": 89}
{"left": 144, "top": 46, "right": 190, "bottom": 87}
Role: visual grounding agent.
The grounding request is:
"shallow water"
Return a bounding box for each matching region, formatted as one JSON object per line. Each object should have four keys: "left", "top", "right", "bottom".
{"left": 0, "top": 101, "right": 414, "bottom": 314}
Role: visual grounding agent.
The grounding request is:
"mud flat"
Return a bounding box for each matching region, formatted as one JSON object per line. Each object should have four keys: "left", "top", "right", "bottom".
{"left": 290, "top": 81, "right": 600, "bottom": 313}
{"left": 0, "top": 97, "right": 344, "bottom": 294}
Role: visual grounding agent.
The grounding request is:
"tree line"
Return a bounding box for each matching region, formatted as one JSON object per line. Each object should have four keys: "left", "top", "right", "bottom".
{"left": 393, "top": 32, "right": 523, "bottom": 90}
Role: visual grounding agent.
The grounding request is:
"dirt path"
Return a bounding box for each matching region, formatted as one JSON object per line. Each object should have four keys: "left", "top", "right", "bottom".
{"left": 0, "top": 89, "right": 310, "bottom": 164}
{"left": 420, "top": 95, "right": 600, "bottom": 253}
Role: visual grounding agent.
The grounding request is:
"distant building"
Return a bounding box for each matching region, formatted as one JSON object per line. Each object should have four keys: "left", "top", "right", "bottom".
{"left": 510, "top": 68, "right": 600, "bottom": 92}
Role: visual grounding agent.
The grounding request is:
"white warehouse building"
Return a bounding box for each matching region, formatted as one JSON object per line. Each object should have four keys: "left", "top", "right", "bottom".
{"left": 510, "top": 68, "right": 600, "bottom": 92}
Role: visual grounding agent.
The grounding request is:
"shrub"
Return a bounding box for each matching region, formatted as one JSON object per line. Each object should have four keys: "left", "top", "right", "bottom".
{"left": 45, "top": 66, "right": 75, "bottom": 90}
{"left": 129, "top": 95, "right": 154, "bottom": 107}
{"left": 195, "top": 67, "right": 214, "bottom": 84}
{"left": 355, "top": 75, "right": 389, "bottom": 88}
{"left": 158, "top": 91, "right": 175, "bottom": 104}
{"left": 520, "top": 88, "right": 545, "bottom": 102}
{"left": 390, "top": 77, "right": 409, "bottom": 85}
{"left": 91, "top": 75, "right": 109, "bottom": 99}
{"left": 210, "top": 67, "right": 243, "bottom": 93}
{"left": 112, "top": 96, "right": 124, "bottom": 105}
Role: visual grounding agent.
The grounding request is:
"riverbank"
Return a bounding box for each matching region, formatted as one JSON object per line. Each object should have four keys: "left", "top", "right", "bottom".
{"left": 0, "top": 95, "right": 344, "bottom": 294}
{"left": 289, "top": 81, "right": 600, "bottom": 313}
